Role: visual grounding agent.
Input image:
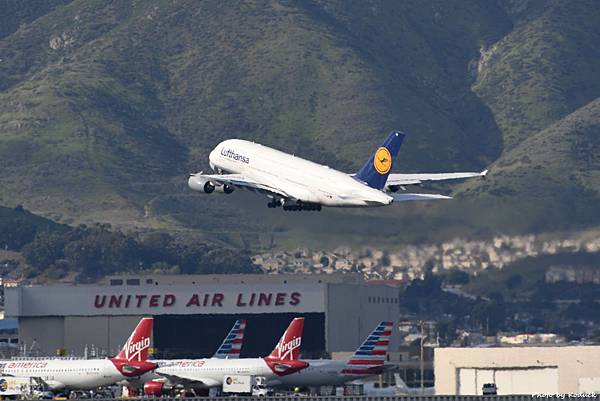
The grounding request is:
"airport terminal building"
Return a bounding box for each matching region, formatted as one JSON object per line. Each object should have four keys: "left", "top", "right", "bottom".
{"left": 5, "top": 274, "right": 400, "bottom": 358}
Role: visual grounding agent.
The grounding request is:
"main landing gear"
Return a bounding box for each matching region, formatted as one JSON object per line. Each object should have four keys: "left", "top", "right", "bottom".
{"left": 283, "top": 202, "right": 322, "bottom": 211}
{"left": 267, "top": 198, "right": 283, "bottom": 208}
{"left": 267, "top": 199, "right": 322, "bottom": 211}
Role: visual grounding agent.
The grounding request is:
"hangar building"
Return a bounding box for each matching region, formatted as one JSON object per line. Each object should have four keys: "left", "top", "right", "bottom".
{"left": 435, "top": 346, "right": 600, "bottom": 395}
{"left": 5, "top": 274, "right": 399, "bottom": 358}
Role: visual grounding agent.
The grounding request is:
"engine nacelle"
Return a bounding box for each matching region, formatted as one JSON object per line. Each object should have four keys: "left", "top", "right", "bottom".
{"left": 189, "top": 175, "right": 214, "bottom": 193}
{"left": 214, "top": 184, "right": 234, "bottom": 194}
{"left": 203, "top": 181, "right": 215, "bottom": 193}
{"left": 144, "top": 380, "right": 171, "bottom": 396}
{"left": 188, "top": 175, "right": 233, "bottom": 194}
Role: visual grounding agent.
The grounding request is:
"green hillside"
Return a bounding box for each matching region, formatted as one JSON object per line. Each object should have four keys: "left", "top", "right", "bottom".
{"left": 0, "top": 0, "right": 598, "bottom": 249}
{"left": 474, "top": 0, "right": 600, "bottom": 150}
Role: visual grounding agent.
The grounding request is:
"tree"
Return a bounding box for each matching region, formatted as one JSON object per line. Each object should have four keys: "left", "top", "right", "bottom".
{"left": 445, "top": 268, "right": 470, "bottom": 285}
{"left": 505, "top": 274, "right": 523, "bottom": 289}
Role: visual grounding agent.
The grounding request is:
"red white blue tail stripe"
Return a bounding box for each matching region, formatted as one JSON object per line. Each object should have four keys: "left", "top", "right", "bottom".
{"left": 341, "top": 321, "right": 393, "bottom": 376}
{"left": 213, "top": 319, "right": 246, "bottom": 359}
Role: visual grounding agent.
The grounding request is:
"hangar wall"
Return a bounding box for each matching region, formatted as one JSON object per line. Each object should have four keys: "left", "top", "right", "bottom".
{"left": 435, "top": 346, "right": 600, "bottom": 395}
{"left": 6, "top": 274, "right": 399, "bottom": 357}
{"left": 326, "top": 283, "right": 399, "bottom": 353}
{"left": 19, "top": 316, "right": 145, "bottom": 357}
{"left": 19, "top": 317, "right": 64, "bottom": 356}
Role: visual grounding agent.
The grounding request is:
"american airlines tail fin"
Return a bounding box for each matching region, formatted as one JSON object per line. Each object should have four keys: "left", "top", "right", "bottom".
{"left": 213, "top": 319, "right": 246, "bottom": 359}
{"left": 116, "top": 317, "right": 153, "bottom": 362}
{"left": 267, "top": 317, "right": 304, "bottom": 361}
{"left": 356, "top": 131, "right": 405, "bottom": 190}
{"left": 342, "top": 321, "right": 393, "bottom": 375}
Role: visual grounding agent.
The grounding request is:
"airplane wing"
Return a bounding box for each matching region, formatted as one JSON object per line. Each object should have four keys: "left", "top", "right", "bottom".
{"left": 386, "top": 169, "right": 488, "bottom": 187}
{"left": 155, "top": 371, "right": 220, "bottom": 388}
{"left": 191, "top": 173, "right": 294, "bottom": 199}
{"left": 391, "top": 193, "right": 451, "bottom": 202}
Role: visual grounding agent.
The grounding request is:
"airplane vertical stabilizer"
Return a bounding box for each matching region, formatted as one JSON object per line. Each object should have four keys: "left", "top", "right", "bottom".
{"left": 268, "top": 317, "right": 304, "bottom": 361}
{"left": 356, "top": 131, "right": 405, "bottom": 190}
{"left": 116, "top": 317, "right": 153, "bottom": 362}
{"left": 342, "top": 321, "right": 393, "bottom": 375}
{"left": 213, "top": 319, "right": 246, "bottom": 359}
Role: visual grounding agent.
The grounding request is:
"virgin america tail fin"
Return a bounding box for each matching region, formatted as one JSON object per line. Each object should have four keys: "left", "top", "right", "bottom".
{"left": 116, "top": 317, "right": 153, "bottom": 362}
{"left": 267, "top": 317, "right": 304, "bottom": 361}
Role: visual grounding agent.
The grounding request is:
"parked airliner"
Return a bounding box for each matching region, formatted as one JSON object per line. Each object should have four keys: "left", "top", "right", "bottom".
{"left": 269, "top": 321, "right": 394, "bottom": 387}
{"left": 0, "top": 318, "right": 156, "bottom": 391}
{"left": 126, "top": 319, "right": 247, "bottom": 388}
{"left": 188, "top": 131, "right": 487, "bottom": 211}
{"left": 143, "top": 318, "right": 308, "bottom": 395}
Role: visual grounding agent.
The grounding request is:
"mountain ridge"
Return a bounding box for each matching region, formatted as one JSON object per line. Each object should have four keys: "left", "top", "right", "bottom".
{"left": 0, "top": 0, "right": 598, "bottom": 248}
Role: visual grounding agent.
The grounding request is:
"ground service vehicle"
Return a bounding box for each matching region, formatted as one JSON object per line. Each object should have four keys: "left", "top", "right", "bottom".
{"left": 483, "top": 383, "right": 498, "bottom": 395}
{"left": 222, "top": 375, "right": 268, "bottom": 396}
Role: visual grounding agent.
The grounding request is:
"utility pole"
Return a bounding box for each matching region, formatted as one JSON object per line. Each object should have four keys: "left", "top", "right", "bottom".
{"left": 420, "top": 320, "right": 424, "bottom": 394}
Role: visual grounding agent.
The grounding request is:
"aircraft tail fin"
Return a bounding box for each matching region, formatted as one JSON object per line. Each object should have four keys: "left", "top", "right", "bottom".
{"left": 356, "top": 131, "right": 405, "bottom": 190}
{"left": 116, "top": 317, "right": 153, "bottom": 362}
{"left": 342, "top": 321, "right": 393, "bottom": 375}
{"left": 213, "top": 319, "right": 246, "bottom": 359}
{"left": 267, "top": 317, "right": 304, "bottom": 361}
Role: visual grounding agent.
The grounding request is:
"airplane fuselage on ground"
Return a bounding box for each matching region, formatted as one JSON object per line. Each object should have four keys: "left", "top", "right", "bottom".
{"left": 0, "top": 359, "right": 146, "bottom": 390}
{"left": 155, "top": 357, "right": 298, "bottom": 388}
{"left": 269, "top": 359, "right": 366, "bottom": 387}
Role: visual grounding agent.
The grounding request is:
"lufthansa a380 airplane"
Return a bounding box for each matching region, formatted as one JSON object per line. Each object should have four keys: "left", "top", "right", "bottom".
{"left": 188, "top": 131, "right": 487, "bottom": 211}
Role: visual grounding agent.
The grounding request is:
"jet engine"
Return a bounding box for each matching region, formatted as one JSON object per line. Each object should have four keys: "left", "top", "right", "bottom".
{"left": 214, "top": 184, "right": 234, "bottom": 194}
{"left": 188, "top": 174, "right": 234, "bottom": 194}
{"left": 143, "top": 381, "right": 171, "bottom": 396}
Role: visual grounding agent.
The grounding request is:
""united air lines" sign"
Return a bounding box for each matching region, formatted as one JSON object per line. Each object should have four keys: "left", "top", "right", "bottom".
{"left": 94, "top": 292, "right": 302, "bottom": 310}
{"left": 7, "top": 284, "right": 326, "bottom": 316}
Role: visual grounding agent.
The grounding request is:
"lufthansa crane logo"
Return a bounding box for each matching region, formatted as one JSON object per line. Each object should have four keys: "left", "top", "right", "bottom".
{"left": 373, "top": 147, "right": 392, "bottom": 174}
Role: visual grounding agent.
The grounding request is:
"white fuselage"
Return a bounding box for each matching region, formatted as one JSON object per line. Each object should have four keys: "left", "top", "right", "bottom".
{"left": 0, "top": 359, "right": 129, "bottom": 390}
{"left": 209, "top": 140, "right": 393, "bottom": 207}
{"left": 269, "top": 360, "right": 369, "bottom": 387}
{"left": 155, "top": 358, "right": 276, "bottom": 388}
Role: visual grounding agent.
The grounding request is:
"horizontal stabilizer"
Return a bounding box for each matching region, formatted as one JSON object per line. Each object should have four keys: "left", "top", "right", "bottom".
{"left": 386, "top": 169, "right": 488, "bottom": 187}
{"left": 391, "top": 193, "right": 451, "bottom": 202}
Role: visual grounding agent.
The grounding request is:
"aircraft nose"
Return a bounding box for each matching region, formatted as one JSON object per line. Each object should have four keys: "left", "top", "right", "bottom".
{"left": 208, "top": 148, "right": 218, "bottom": 171}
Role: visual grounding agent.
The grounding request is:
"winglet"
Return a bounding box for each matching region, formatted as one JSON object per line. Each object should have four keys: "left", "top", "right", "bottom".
{"left": 480, "top": 169, "right": 488, "bottom": 177}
